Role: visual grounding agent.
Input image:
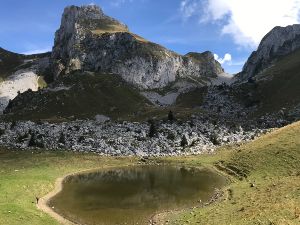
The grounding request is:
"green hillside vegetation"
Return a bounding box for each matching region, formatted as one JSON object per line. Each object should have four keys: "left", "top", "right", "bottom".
{"left": 90, "top": 19, "right": 129, "bottom": 34}
{"left": 0, "top": 48, "right": 24, "bottom": 79}
{"left": 4, "top": 72, "right": 152, "bottom": 121}
{"left": 163, "top": 121, "right": 300, "bottom": 225}
{"left": 4, "top": 71, "right": 211, "bottom": 122}
{"left": 89, "top": 18, "right": 148, "bottom": 43}
{"left": 88, "top": 18, "right": 176, "bottom": 59}
{"left": 176, "top": 87, "right": 207, "bottom": 108}
{"left": 0, "top": 121, "right": 299, "bottom": 225}
{"left": 234, "top": 48, "right": 300, "bottom": 117}
{"left": 0, "top": 150, "right": 138, "bottom": 225}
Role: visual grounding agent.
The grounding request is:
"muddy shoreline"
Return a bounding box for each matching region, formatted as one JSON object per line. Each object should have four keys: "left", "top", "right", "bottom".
{"left": 37, "top": 164, "right": 229, "bottom": 225}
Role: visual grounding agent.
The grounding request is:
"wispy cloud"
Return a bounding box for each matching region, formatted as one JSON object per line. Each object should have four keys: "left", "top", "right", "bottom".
{"left": 180, "top": 0, "right": 203, "bottom": 21}
{"left": 179, "top": 0, "right": 300, "bottom": 48}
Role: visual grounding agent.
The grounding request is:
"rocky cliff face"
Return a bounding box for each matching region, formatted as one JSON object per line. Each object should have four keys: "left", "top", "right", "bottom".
{"left": 239, "top": 24, "right": 300, "bottom": 81}
{"left": 51, "top": 5, "right": 223, "bottom": 89}
{"left": 0, "top": 48, "right": 50, "bottom": 113}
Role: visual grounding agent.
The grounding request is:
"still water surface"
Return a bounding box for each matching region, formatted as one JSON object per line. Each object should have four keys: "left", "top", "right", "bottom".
{"left": 49, "top": 165, "right": 226, "bottom": 225}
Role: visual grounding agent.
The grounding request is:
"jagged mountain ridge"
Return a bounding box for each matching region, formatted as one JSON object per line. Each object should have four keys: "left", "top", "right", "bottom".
{"left": 2, "top": 5, "right": 300, "bottom": 122}
{"left": 1, "top": 4, "right": 222, "bottom": 119}
{"left": 50, "top": 5, "right": 224, "bottom": 89}
{"left": 238, "top": 24, "right": 300, "bottom": 81}
{"left": 231, "top": 24, "right": 300, "bottom": 118}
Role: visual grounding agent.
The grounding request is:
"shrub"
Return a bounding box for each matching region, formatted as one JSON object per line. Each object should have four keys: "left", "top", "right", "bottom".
{"left": 168, "top": 110, "right": 175, "bottom": 122}
{"left": 148, "top": 120, "right": 158, "bottom": 138}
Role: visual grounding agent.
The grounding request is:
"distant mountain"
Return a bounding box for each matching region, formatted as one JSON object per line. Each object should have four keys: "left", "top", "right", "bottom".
{"left": 3, "top": 5, "right": 300, "bottom": 122}
{"left": 237, "top": 24, "right": 300, "bottom": 81}
{"left": 233, "top": 25, "right": 300, "bottom": 118}
{"left": 0, "top": 48, "right": 24, "bottom": 80}
{"left": 234, "top": 47, "right": 300, "bottom": 118}
{"left": 0, "top": 48, "right": 50, "bottom": 113}
{"left": 50, "top": 5, "right": 224, "bottom": 89}
{"left": 0, "top": 4, "right": 228, "bottom": 120}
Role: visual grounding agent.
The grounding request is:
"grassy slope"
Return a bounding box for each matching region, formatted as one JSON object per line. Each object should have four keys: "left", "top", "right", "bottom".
{"left": 4, "top": 73, "right": 152, "bottom": 121}
{"left": 4, "top": 72, "right": 207, "bottom": 122}
{"left": 90, "top": 20, "right": 148, "bottom": 43}
{"left": 256, "top": 48, "right": 300, "bottom": 113}
{"left": 0, "top": 121, "right": 299, "bottom": 225}
{"left": 0, "top": 151, "right": 138, "bottom": 225}
{"left": 165, "top": 121, "right": 300, "bottom": 225}
{"left": 235, "top": 48, "right": 300, "bottom": 116}
{"left": 0, "top": 48, "right": 24, "bottom": 80}
{"left": 176, "top": 87, "right": 207, "bottom": 108}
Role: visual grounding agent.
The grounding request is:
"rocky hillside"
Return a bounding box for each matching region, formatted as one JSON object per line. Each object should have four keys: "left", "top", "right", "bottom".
{"left": 0, "top": 48, "right": 49, "bottom": 113}
{"left": 0, "top": 5, "right": 227, "bottom": 121}
{"left": 3, "top": 5, "right": 300, "bottom": 124}
{"left": 51, "top": 5, "right": 224, "bottom": 89}
{"left": 0, "top": 48, "right": 24, "bottom": 80}
{"left": 3, "top": 72, "right": 151, "bottom": 120}
{"left": 229, "top": 24, "right": 300, "bottom": 120}
{"left": 1, "top": 5, "right": 300, "bottom": 156}
{"left": 233, "top": 47, "right": 300, "bottom": 120}
{"left": 238, "top": 24, "right": 300, "bottom": 81}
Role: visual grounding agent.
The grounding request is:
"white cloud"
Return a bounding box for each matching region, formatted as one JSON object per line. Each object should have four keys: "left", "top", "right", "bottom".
{"left": 180, "top": 0, "right": 203, "bottom": 20}
{"left": 180, "top": 0, "right": 300, "bottom": 48}
{"left": 214, "top": 53, "right": 232, "bottom": 64}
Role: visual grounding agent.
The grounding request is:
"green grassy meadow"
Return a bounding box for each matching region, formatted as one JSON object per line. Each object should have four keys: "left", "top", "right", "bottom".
{"left": 0, "top": 121, "right": 299, "bottom": 225}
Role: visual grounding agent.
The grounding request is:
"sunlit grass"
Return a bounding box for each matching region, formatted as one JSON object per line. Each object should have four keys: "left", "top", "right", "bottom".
{"left": 0, "top": 121, "right": 299, "bottom": 225}
{"left": 164, "top": 121, "right": 300, "bottom": 225}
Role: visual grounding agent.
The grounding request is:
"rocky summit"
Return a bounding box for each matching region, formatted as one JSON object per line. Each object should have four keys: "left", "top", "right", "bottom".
{"left": 1, "top": 4, "right": 300, "bottom": 156}
{"left": 1, "top": 3, "right": 300, "bottom": 225}
{"left": 51, "top": 5, "right": 223, "bottom": 89}
{"left": 238, "top": 24, "right": 300, "bottom": 81}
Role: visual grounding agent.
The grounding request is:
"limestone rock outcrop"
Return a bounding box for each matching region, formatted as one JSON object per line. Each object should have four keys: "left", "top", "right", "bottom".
{"left": 51, "top": 5, "right": 223, "bottom": 89}
{"left": 239, "top": 24, "right": 300, "bottom": 81}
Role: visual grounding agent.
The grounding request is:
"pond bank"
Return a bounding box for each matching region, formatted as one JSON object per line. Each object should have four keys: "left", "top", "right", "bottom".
{"left": 38, "top": 164, "right": 228, "bottom": 225}
{"left": 1, "top": 121, "right": 299, "bottom": 225}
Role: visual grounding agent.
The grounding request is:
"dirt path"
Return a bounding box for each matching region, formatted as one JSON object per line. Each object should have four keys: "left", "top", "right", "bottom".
{"left": 37, "top": 174, "right": 77, "bottom": 225}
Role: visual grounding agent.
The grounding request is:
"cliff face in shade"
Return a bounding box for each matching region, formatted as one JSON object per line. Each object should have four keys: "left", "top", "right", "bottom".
{"left": 238, "top": 24, "right": 300, "bottom": 81}
{"left": 50, "top": 5, "right": 224, "bottom": 89}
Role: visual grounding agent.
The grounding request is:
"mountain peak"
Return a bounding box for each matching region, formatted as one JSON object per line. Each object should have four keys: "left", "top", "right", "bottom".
{"left": 63, "top": 5, "right": 105, "bottom": 19}
{"left": 58, "top": 4, "right": 127, "bottom": 35}
{"left": 50, "top": 4, "right": 224, "bottom": 89}
{"left": 239, "top": 24, "right": 300, "bottom": 80}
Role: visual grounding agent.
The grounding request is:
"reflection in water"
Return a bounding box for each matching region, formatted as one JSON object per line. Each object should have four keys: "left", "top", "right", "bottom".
{"left": 49, "top": 165, "right": 226, "bottom": 225}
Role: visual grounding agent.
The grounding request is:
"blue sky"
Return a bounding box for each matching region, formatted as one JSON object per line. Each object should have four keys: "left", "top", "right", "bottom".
{"left": 1, "top": 0, "right": 300, "bottom": 74}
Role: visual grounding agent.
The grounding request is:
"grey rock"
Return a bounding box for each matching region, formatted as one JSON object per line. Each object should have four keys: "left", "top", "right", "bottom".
{"left": 50, "top": 5, "right": 223, "bottom": 89}
{"left": 0, "top": 111, "right": 275, "bottom": 157}
{"left": 238, "top": 24, "right": 300, "bottom": 80}
{"left": 95, "top": 114, "right": 110, "bottom": 123}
